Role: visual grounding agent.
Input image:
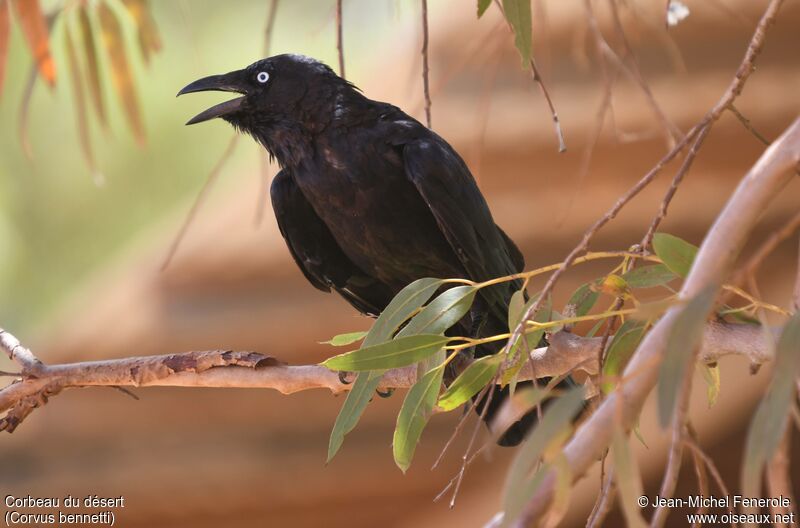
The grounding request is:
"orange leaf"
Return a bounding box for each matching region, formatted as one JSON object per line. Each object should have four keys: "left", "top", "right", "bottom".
{"left": 0, "top": 0, "right": 10, "bottom": 97}
{"left": 64, "top": 24, "right": 96, "bottom": 174}
{"left": 78, "top": 4, "right": 108, "bottom": 128}
{"left": 121, "top": 0, "right": 161, "bottom": 65}
{"left": 98, "top": 1, "right": 145, "bottom": 146}
{"left": 11, "top": 0, "right": 55, "bottom": 86}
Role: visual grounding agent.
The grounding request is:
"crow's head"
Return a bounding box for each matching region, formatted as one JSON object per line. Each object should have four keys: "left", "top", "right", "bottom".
{"left": 178, "top": 54, "right": 352, "bottom": 144}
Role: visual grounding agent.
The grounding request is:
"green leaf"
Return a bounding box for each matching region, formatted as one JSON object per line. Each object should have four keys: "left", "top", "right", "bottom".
{"left": 367, "top": 278, "right": 444, "bottom": 345}
{"left": 393, "top": 366, "right": 444, "bottom": 472}
{"left": 742, "top": 312, "right": 800, "bottom": 497}
{"left": 477, "top": 0, "right": 492, "bottom": 17}
{"left": 652, "top": 233, "right": 698, "bottom": 279}
{"left": 501, "top": 387, "right": 585, "bottom": 527}
{"left": 611, "top": 430, "right": 648, "bottom": 528}
{"left": 320, "top": 331, "right": 368, "bottom": 347}
{"left": 504, "top": 294, "right": 550, "bottom": 392}
{"left": 602, "top": 320, "right": 647, "bottom": 394}
{"left": 502, "top": 0, "right": 532, "bottom": 67}
{"left": 327, "top": 371, "right": 382, "bottom": 463}
{"left": 657, "top": 286, "right": 716, "bottom": 427}
{"left": 327, "top": 278, "right": 444, "bottom": 462}
{"left": 699, "top": 363, "right": 720, "bottom": 408}
{"left": 566, "top": 282, "right": 600, "bottom": 317}
{"left": 621, "top": 263, "right": 677, "bottom": 289}
{"left": 398, "top": 285, "right": 476, "bottom": 337}
{"left": 322, "top": 334, "right": 449, "bottom": 371}
{"left": 438, "top": 354, "right": 502, "bottom": 411}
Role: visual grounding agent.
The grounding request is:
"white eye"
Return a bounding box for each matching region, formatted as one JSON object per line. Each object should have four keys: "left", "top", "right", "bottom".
{"left": 256, "top": 71, "right": 270, "bottom": 84}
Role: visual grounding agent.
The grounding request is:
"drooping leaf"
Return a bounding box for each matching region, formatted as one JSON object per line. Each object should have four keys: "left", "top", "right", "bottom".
{"left": 501, "top": 387, "right": 584, "bottom": 527}
{"left": 438, "top": 354, "right": 502, "bottom": 411}
{"left": 602, "top": 320, "right": 647, "bottom": 394}
{"left": 98, "top": 1, "right": 145, "bottom": 145}
{"left": 11, "top": 0, "right": 55, "bottom": 85}
{"left": 699, "top": 362, "right": 720, "bottom": 408}
{"left": 121, "top": 0, "right": 161, "bottom": 65}
{"left": 327, "top": 278, "right": 444, "bottom": 462}
{"left": 477, "top": 0, "right": 492, "bottom": 17}
{"left": 322, "top": 334, "right": 449, "bottom": 371}
{"left": 622, "top": 263, "right": 676, "bottom": 289}
{"left": 504, "top": 292, "right": 550, "bottom": 391}
{"left": 742, "top": 312, "right": 800, "bottom": 497}
{"left": 501, "top": 0, "right": 532, "bottom": 67}
{"left": 658, "top": 286, "right": 716, "bottom": 427}
{"left": 78, "top": 4, "right": 108, "bottom": 128}
{"left": 398, "top": 285, "right": 476, "bottom": 337}
{"left": 565, "top": 282, "right": 599, "bottom": 318}
{"left": 327, "top": 371, "right": 382, "bottom": 463}
{"left": 393, "top": 366, "right": 444, "bottom": 472}
{"left": 653, "top": 233, "right": 698, "bottom": 278}
{"left": 611, "top": 429, "right": 648, "bottom": 528}
{"left": 541, "top": 454, "right": 572, "bottom": 528}
{"left": 0, "top": 0, "right": 10, "bottom": 97}
{"left": 320, "top": 331, "right": 368, "bottom": 347}
{"left": 64, "top": 25, "right": 96, "bottom": 174}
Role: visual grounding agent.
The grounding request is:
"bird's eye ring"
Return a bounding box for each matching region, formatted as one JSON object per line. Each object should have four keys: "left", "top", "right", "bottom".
{"left": 256, "top": 71, "right": 270, "bottom": 84}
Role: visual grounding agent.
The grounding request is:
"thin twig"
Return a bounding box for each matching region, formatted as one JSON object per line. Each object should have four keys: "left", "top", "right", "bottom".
{"left": 641, "top": 124, "right": 712, "bottom": 249}
{"left": 729, "top": 209, "right": 800, "bottom": 292}
{"left": 161, "top": 134, "right": 239, "bottom": 270}
{"left": 766, "top": 428, "right": 797, "bottom": 520}
{"left": 420, "top": 0, "right": 432, "bottom": 128}
{"left": 335, "top": 0, "right": 345, "bottom": 78}
{"left": 263, "top": 0, "right": 279, "bottom": 55}
{"left": 729, "top": 104, "right": 770, "bottom": 146}
{"left": 586, "top": 467, "right": 616, "bottom": 528}
{"left": 493, "top": 0, "right": 565, "bottom": 152}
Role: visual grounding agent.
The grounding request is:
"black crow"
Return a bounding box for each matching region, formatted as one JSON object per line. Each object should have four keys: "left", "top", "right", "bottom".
{"left": 179, "top": 54, "right": 537, "bottom": 445}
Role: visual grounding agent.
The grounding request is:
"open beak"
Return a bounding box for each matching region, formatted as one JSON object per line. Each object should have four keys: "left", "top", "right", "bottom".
{"left": 177, "top": 70, "right": 248, "bottom": 125}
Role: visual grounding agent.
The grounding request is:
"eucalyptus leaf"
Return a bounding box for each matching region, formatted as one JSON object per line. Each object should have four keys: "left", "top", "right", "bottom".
{"left": 398, "top": 285, "right": 476, "bottom": 337}
{"left": 477, "top": 0, "right": 492, "bottom": 17}
{"left": 657, "top": 286, "right": 716, "bottom": 427}
{"left": 652, "top": 233, "right": 698, "bottom": 278}
{"left": 438, "top": 354, "right": 502, "bottom": 411}
{"left": 320, "top": 331, "right": 368, "bottom": 347}
{"left": 322, "top": 334, "right": 449, "bottom": 371}
{"left": 566, "top": 282, "right": 599, "bottom": 318}
{"left": 742, "top": 312, "right": 800, "bottom": 496}
{"left": 602, "top": 320, "right": 647, "bottom": 394}
{"left": 393, "top": 366, "right": 444, "bottom": 472}
{"left": 622, "top": 263, "right": 677, "bottom": 289}
{"left": 501, "top": 0, "right": 532, "bottom": 67}
{"left": 612, "top": 430, "right": 648, "bottom": 528}
{"left": 501, "top": 387, "right": 584, "bottom": 527}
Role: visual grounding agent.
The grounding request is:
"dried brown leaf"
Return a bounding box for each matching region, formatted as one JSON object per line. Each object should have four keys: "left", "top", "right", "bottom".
{"left": 11, "top": 0, "right": 55, "bottom": 85}
{"left": 121, "top": 0, "right": 161, "bottom": 65}
{"left": 98, "top": 1, "right": 145, "bottom": 145}
{"left": 0, "top": 0, "right": 9, "bottom": 97}
{"left": 64, "top": 24, "right": 95, "bottom": 174}
{"left": 78, "top": 4, "right": 108, "bottom": 128}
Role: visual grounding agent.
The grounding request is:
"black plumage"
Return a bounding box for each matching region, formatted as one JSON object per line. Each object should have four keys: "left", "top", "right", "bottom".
{"left": 179, "top": 54, "right": 536, "bottom": 445}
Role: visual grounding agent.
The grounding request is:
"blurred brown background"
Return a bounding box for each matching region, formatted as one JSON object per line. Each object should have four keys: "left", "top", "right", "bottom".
{"left": 1, "top": 0, "right": 799, "bottom": 526}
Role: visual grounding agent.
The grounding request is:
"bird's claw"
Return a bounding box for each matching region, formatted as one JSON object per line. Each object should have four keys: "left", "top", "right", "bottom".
{"left": 338, "top": 371, "right": 353, "bottom": 385}
{"left": 376, "top": 388, "right": 394, "bottom": 398}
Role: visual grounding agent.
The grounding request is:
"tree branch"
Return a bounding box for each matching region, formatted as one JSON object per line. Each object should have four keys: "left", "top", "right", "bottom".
{"left": 0, "top": 320, "right": 779, "bottom": 435}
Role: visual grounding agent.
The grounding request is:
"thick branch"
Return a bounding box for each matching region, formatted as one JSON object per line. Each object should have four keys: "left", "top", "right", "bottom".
{"left": 0, "top": 322, "right": 777, "bottom": 434}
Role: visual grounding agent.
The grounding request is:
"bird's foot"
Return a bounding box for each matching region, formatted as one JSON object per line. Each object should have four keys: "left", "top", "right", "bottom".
{"left": 376, "top": 388, "right": 394, "bottom": 398}
{"left": 338, "top": 371, "right": 354, "bottom": 385}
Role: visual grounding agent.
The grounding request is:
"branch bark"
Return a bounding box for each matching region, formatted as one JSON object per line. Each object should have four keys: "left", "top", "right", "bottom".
{"left": 0, "top": 320, "right": 780, "bottom": 434}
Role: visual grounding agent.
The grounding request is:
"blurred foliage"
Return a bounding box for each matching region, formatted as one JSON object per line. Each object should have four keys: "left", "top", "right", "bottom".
{"left": 0, "top": 0, "right": 412, "bottom": 335}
